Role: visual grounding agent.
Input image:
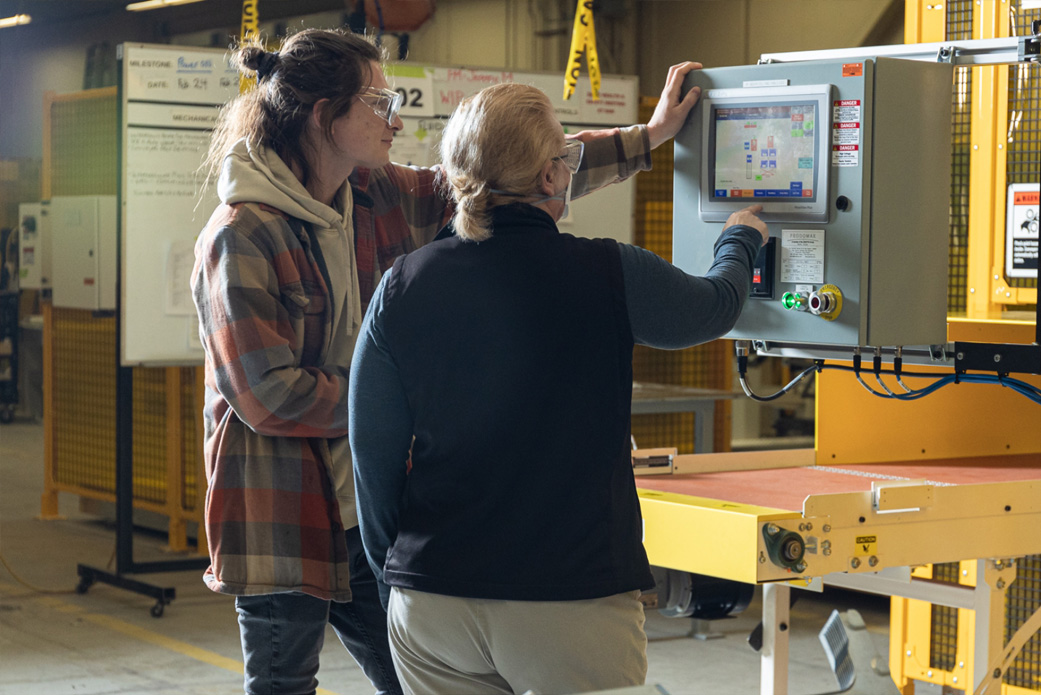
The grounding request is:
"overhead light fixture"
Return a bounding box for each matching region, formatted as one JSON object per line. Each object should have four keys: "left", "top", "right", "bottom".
{"left": 1022, "top": 0, "right": 1041, "bottom": 8}
{"left": 0, "top": 13, "right": 31, "bottom": 28}
{"left": 126, "top": 0, "right": 204, "bottom": 11}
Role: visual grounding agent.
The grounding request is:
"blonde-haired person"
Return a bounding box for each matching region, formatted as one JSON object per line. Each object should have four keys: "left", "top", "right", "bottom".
{"left": 348, "top": 81, "right": 768, "bottom": 695}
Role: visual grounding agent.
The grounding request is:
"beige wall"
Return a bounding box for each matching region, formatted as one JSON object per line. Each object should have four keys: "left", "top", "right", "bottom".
{"left": 407, "top": 0, "right": 534, "bottom": 68}
{"left": 400, "top": 0, "right": 904, "bottom": 102}
{"left": 637, "top": 0, "right": 904, "bottom": 95}
{"left": 393, "top": 0, "right": 637, "bottom": 82}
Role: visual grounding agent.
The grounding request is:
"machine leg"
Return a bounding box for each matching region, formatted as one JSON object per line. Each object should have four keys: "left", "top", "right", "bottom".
{"left": 972, "top": 559, "right": 1016, "bottom": 694}
{"left": 690, "top": 618, "right": 725, "bottom": 640}
{"left": 761, "top": 582, "right": 791, "bottom": 695}
{"left": 39, "top": 490, "right": 60, "bottom": 519}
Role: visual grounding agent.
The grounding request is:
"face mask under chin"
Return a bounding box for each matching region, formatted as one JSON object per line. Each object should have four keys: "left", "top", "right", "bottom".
{"left": 533, "top": 171, "right": 572, "bottom": 221}
{"left": 488, "top": 167, "right": 573, "bottom": 220}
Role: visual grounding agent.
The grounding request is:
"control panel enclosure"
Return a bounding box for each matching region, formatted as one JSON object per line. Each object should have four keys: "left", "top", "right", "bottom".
{"left": 673, "top": 58, "right": 952, "bottom": 347}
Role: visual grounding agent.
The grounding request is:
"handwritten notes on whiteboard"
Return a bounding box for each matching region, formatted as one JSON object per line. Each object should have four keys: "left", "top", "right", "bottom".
{"left": 121, "top": 44, "right": 238, "bottom": 365}
{"left": 124, "top": 46, "right": 238, "bottom": 104}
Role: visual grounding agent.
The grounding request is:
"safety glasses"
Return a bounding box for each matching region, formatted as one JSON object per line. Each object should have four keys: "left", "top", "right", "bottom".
{"left": 554, "top": 140, "right": 584, "bottom": 174}
{"left": 356, "top": 87, "right": 403, "bottom": 125}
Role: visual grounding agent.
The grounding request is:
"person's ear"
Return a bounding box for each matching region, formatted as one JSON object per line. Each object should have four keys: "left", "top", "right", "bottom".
{"left": 537, "top": 158, "right": 561, "bottom": 196}
{"left": 310, "top": 98, "right": 331, "bottom": 134}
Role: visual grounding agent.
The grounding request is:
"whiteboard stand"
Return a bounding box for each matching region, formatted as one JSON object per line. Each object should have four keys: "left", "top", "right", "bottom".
{"left": 74, "top": 366, "right": 209, "bottom": 618}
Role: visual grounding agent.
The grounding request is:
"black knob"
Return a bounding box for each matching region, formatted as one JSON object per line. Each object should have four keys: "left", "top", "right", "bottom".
{"left": 836, "top": 196, "right": 852, "bottom": 212}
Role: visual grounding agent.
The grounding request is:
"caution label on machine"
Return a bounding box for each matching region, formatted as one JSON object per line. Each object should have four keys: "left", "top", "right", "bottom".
{"left": 1006, "top": 184, "right": 1040, "bottom": 279}
{"left": 855, "top": 535, "right": 877, "bottom": 556}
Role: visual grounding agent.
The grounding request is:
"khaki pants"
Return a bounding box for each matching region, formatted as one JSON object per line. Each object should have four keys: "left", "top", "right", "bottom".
{"left": 387, "top": 587, "right": 647, "bottom": 695}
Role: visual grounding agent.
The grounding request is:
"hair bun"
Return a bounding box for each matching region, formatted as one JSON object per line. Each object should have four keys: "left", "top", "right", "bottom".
{"left": 255, "top": 51, "right": 280, "bottom": 81}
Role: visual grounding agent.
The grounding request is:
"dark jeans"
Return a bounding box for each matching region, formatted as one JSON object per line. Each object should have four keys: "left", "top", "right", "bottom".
{"left": 236, "top": 526, "right": 402, "bottom": 695}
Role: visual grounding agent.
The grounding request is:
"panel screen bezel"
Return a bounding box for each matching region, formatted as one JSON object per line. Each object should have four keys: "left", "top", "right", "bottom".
{"left": 699, "top": 83, "right": 833, "bottom": 223}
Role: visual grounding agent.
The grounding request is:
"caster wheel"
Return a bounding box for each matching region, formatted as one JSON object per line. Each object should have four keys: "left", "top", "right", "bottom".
{"left": 75, "top": 579, "right": 92, "bottom": 594}
{"left": 150, "top": 602, "right": 165, "bottom": 618}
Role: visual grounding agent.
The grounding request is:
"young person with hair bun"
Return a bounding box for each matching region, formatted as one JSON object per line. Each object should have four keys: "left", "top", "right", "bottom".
{"left": 348, "top": 82, "right": 768, "bottom": 695}
{"left": 193, "top": 28, "right": 409, "bottom": 695}
{"left": 192, "top": 24, "right": 706, "bottom": 695}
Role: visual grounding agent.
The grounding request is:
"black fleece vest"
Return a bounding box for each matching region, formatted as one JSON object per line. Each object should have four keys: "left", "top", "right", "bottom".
{"left": 378, "top": 204, "right": 654, "bottom": 601}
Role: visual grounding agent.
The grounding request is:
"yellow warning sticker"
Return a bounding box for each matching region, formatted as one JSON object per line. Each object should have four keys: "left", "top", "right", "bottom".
{"left": 855, "top": 535, "right": 877, "bottom": 556}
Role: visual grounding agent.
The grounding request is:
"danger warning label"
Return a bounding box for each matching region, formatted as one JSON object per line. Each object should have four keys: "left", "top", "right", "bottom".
{"left": 832, "top": 144, "right": 859, "bottom": 167}
{"left": 832, "top": 121, "right": 860, "bottom": 145}
{"left": 832, "top": 99, "right": 861, "bottom": 122}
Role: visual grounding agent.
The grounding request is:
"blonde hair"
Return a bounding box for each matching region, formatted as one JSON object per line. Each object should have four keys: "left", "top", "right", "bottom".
{"left": 204, "top": 28, "right": 383, "bottom": 189}
{"left": 439, "top": 83, "right": 563, "bottom": 242}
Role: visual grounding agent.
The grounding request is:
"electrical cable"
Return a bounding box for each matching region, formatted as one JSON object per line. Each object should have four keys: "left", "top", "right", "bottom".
{"left": 738, "top": 363, "right": 818, "bottom": 402}
{"left": 852, "top": 348, "right": 905, "bottom": 399}
{"left": 893, "top": 349, "right": 915, "bottom": 393}
{"left": 854, "top": 348, "right": 950, "bottom": 400}
{"left": 734, "top": 343, "right": 1041, "bottom": 405}
{"left": 0, "top": 551, "right": 77, "bottom": 595}
{"left": 736, "top": 342, "right": 819, "bottom": 402}
{"left": 827, "top": 362, "right": 1041, "bottom": 397}
{"left": 870, "top": 348, "right": 906, "bottom": 398}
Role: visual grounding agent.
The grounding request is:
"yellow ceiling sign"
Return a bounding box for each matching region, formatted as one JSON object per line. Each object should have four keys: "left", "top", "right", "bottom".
{"left": 563, "top": 0, "right": 600, "bottom": 101}
{"left": 240, "top": 0, "right": 259, "bottom": 93}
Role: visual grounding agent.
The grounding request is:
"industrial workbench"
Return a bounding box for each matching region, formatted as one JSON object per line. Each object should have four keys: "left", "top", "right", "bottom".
{"left": 635, "top": 450, "right": 1041, "bottom": 694}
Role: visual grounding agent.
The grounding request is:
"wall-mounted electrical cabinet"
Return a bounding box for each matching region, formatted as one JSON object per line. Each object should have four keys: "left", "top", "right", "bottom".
{"left": 673, "top": 58, "right": 952, "bottom": 348}
{"left": 18, "top": 202, "right": 52, "bottom": 290}
{"left": 51, "top": 195, "right": 117, "bottom": 311}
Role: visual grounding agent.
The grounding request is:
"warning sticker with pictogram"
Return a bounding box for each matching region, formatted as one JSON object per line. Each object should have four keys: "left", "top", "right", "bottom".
{"left": 854, "top": 535, "right": 877, "bottom": 556}
{"left": 1006, "top": 184, "right": 1040, "bottom": 278}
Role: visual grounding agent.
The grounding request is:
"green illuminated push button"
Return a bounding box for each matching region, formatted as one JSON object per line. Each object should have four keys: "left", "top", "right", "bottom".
{"left": 782, "top": 292, "right": 804, "bottom": 310}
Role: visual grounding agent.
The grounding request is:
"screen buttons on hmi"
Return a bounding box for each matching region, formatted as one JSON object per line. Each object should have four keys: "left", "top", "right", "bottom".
{"left": 714, "top": 188, "right": 813, "bottom": 199}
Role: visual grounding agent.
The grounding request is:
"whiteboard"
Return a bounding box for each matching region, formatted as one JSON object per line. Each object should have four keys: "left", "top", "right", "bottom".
{"left": 119, "top": 43, "right": 238, "bottom": 365}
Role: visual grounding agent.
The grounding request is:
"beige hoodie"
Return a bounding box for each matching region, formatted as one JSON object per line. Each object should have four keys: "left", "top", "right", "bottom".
{"left": 219, "top": 137, "right": 362, "bottom": 530}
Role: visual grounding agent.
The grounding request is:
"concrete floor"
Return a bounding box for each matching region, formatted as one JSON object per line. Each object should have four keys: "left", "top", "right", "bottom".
{"left": 0, "top": 418, "right": 893, "bottom": 695}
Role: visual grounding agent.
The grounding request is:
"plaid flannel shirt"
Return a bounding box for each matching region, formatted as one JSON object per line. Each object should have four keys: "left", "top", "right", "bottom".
{"left": 192, "top": 125, "right": 652, "bottom": 600}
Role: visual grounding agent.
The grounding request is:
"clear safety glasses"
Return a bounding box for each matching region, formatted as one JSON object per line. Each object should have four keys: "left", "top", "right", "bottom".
{"left": 356, "top": 87, "right": 404, "bottom": 125}
{"left": 554, "top": 140, "right": 585, "bottom": 174}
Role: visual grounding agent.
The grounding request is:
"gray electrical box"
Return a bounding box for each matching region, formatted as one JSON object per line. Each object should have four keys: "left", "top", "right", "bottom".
{"left": 673, "top": 58, "right": 952, "bottom": 348}
{"left": 51, "top": 195, "right": 118, "bottom": 311}
{"left": 18, "top": 202, "right": 51, "bottom": 290}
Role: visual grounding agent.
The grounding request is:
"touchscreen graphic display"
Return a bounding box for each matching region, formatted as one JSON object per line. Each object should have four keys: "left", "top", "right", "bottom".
{"left": 710, "top": 102, "right": 818, "bottom": 202}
